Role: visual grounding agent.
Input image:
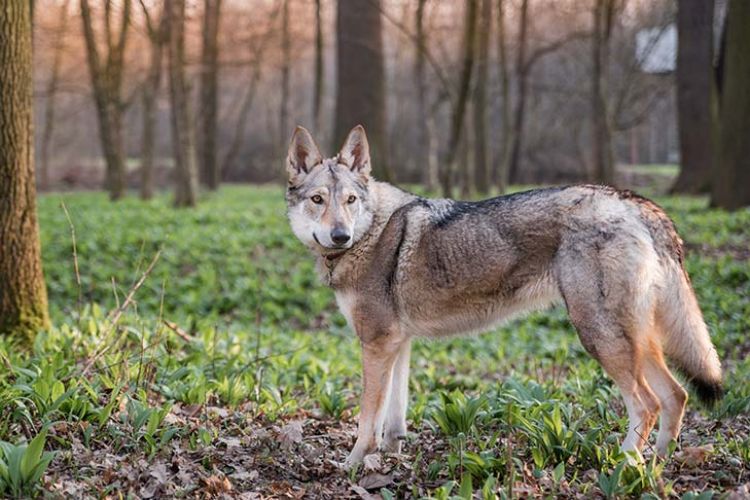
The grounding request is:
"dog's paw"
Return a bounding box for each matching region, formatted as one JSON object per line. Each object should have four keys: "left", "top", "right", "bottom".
{"left": 380, "top": 433, "right": 406, "bottom": 454}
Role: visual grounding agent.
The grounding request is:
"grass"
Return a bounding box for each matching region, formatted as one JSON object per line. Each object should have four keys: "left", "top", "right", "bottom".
{"left": 0, "top": 184, "right": 747, "bottom": 497}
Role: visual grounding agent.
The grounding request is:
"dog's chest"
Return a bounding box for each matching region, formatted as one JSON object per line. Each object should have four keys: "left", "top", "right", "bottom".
{"left": 334, "top": 290, "right": 357, "bottom": 329}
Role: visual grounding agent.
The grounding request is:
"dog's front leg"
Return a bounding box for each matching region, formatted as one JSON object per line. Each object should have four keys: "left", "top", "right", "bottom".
{"left": 345, "top": 332, "right": 404, "bottom": 467}
{"left": 382, "top": 338, "right": 411, "bottom": 453}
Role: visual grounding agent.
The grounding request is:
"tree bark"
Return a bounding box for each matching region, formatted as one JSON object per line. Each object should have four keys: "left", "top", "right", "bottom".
{"left": 80, "top": 0, "right": 131, "bottom": 201}
{"left": 279, "top": 0, "right": 291, "bottom": 150}
{"left": 166, "top": 0, "right": 198, "bottom": 207}
{"left": 495, "top": 0, "right": 510, "bottom": 193}
{"left": 711, "top": 0, "right": 750, "bottom": 209}
{"left": 39, "top": 0, "right": 70, "bottom": 192}
{"left": 472, "top": 0, "right": 491, "bottom": 194}
{"left": 440, "top": 0, "right": 477, "bottom": 197}
{"left": 140, "top": 0, "right": 167, "bottom": 200}
{"left": 671, "top": 0, "right": 715, "bottom": 194}
{"left": 414, "top": 0, "right": 437, "bottom": 191}
{"left": 507, "top": 0, "right": 528, "bottom": 184}
{"left": 590, "top": 0, "right": 616, "bottom": 185}
{"left": 334, "top": 0, "right": 391, "bottom": 180}
{"left": 199, "top": 0, "right": 221, "bottom": 190}
{"left": 312, "top": 0, "right": 324, "bottom": 135}
{"left": 0, "top": 0, "right": 50, "bottom": 341}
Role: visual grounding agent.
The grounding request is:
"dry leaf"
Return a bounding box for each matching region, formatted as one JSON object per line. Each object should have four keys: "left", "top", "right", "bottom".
{"left": 675, "top": 444, "right": 714, "bottom": 468}
{"left": 358, "top": 472, "right": 393, "bottom": 490}
{"left": 363, "top": 453, "right": 382, "bottom": 472}
{"left": 278, "top": 420, "right": 304, "bottom": 447}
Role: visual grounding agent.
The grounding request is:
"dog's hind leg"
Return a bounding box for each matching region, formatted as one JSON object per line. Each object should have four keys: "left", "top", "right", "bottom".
{"left": 382, "top": 338, "right": 411, "bottom": 453}
{"left": 557, "top": 249, "right": 661, "bottom": 459}
{"left": 346, "top": 329, "right": 406, "bottom": 467}
{"left": 642, "top": 338, "right": 688, "bottom": 456}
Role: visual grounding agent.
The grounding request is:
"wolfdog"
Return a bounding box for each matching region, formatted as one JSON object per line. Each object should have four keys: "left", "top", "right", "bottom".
{"left": 285, "top": 125, "right": 723, "bottom": 466}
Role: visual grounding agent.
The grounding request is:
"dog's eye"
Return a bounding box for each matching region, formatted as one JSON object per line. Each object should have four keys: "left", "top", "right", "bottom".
{"left": 347, "top": 195, "right": 357, "bottom": 204}
{"left": 311, "top": 195, "right": 324, "bottom": 204}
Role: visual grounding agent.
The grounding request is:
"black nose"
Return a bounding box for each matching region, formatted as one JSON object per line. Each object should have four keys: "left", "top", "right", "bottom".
{"left": 330, "top": 228, "right": 351, "bottom": 245}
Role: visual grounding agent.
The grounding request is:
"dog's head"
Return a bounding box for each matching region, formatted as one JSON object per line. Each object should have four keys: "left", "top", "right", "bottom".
{"left": 285, "top": 125, "right": 375, "bottom": 254}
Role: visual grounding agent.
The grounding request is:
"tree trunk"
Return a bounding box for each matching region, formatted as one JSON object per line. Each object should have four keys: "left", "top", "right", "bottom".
{"left": 590, "top": 0, "right": 616, "bottom": 185}
{"left": 167, "top": 0, "right": 198, "bottom": 207}
{"left": 495, "top": 0, "right": 510, "bottom": 193}
{"left": 334, "top": 0, "right": 391, "bottom": 180}
{"left": 312, "top": 0, "right": 324, "bottom": 135}
{"left": 279, "top": 0, "right": 291, "bottom": 151}
{"left": 199, "top": 0, "right": 221, "bottom": 190}
{"left": 80, "top": 0, "right": 130, "bottom": 201}
{"left": 440, "top": 0, "right": 477, "bottom": 197}
{"left": 414, "top": 0, "right": 437, "bottom": 191}
{"left": 0, "top": 0, "right": 50, "bottom": 341}
{"left": 140, "top": 3, "right": 166, "bottom": 201}
{"left": 672, "top": 0, "right": 715, "bottom": 194}
{"left": 507, "top": 0, "right": 528, "bottom": 184}
{"left": 472, "top": 0, "right": 491, "bottom": 195}
{"left": 711, "top": 0, "right": 750, "bottom": 209}
{"left": 39, "top": 0, "right": 70, "bottom": 192}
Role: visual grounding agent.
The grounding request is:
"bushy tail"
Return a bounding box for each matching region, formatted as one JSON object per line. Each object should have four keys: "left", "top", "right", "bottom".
{"left": 660, "top": 267, "right": 723, "bottom": 406}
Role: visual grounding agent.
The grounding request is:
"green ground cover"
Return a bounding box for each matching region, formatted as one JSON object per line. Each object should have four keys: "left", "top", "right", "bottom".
{"left": 0, "top": 185, "right": 747, "bottom": 498}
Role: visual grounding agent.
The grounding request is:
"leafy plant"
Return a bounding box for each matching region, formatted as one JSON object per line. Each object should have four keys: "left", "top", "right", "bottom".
{"left": 0, "top": 430, "right": 55, "bottom": 497}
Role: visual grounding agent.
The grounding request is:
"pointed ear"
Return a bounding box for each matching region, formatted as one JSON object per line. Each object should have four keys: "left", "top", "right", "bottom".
{"left": 338, "top": 125, "right": 371, "bottom": 178}
{"left": 287, "top": 126, "right": 323, "bottom": 185}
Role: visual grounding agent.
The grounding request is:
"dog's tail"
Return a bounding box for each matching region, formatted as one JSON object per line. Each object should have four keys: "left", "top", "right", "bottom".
{"left": 660, "top": 265, "right": 723, "bottom": 407}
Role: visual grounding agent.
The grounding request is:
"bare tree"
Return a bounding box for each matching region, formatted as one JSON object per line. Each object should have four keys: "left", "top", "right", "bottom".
{"left": 80, "top": 0, "right": 132, "bottom": 200}
{"left": 39, "top": 0, "right": 71, "bottom": 191}
{"left": 166, "top": 0, "right": 198, "bottom": 207}
{"left": 335, "top": 0, "right": 391, "bottom": 180}
{"left": 312, "top": 0, "right": 324, "bottom": 135}
{"left": 711, "top": 0, "right": 750, "bottom": 209}
{"left": 440, "top": 0, "right": 477, "bottom": 197}
{"left": 473, "top": 0, "right": 492, "bottom": 194}
{"left": 590, "top": 0, "right": 617, "bottom": 185}
{"left": 671, "top": 0, "right": 715, "bottom": 194}
{"left": 0, "top": 0, "right": 50, "bottom": 341}
{"left": 279, "top": 0, "right": 291, "bottom": 151}
{"left": 507, "top": 0, "right": 528, "bottom": 184}
{"left": 139, "top": 0, "right": 167, "bottom": 200}
{"left": 495, "top": 0, "right": 511, "bottom": 192}
{"left": 414, "top": 0, "right": 437, "bottom": 190}
{"left": 200, "top": 0, "right": 222, "bottom": 190}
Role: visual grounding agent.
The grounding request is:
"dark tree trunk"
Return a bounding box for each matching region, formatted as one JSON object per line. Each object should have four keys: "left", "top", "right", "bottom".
{"left": 80, "top": 0, "right": 131, "bottom": 201}
{"left": 279, "top": 0, "right": 290, "bottom": 150}
{"left": 166, "top": 0, "right": 198, "bottom": 207}
{"left": 440, "top": 0, "right": 477, "bottom": 197}
{"left": 711, "top": 0, "right": 750, "bottom": 209}
{"left": 495, "top": 0, "right": 510, "bottom": 193}
{"left": 507, "top": 0, "right": 528, "bottom": 184}
{"left": 39, "top": 0, "right": 70, "bottom": 192}
{"left": 312, "top": 0, "right": 324, "bottom": 135}
{"left": 472, "top": 0, "right": 491, "bottom": 194}
{"left": 672, "top": 0, "right": 715, "bottom": 194}
{"left": 590, "top": 0, "right": 616, "bottom": 185}
{"left": 200, "top": 0, "right": 221, "bottom": 190}
{"left": 141, "top": 2, "right": 167, "bottom": 200}
{"left": 334, "top": 0, "right": 391, "bottom": 180}
{"left": 0, "top": 0, "right": 50, "bottom": 341}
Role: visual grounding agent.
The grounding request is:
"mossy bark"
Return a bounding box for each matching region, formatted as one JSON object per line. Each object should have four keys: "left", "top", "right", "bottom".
{"left": 0, "top": 1, "right": 51, "bottom": 342}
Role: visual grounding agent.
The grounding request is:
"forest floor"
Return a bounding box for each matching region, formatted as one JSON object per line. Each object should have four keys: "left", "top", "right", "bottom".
{"left": 1, "top": 185, "right": 748, "bottom": 498}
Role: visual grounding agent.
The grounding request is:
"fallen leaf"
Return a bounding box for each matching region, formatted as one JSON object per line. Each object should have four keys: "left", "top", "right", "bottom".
{"left": 363, "top": 453, "right": 382, "bottom": 472}
{"left": 358, "top": 472, "right": 393, "bottom": 490}
{"left": 674, "top": 444, "right": 714, "bottom": 468}
{"left": 278, "top": 420, "right": 304, "bottom": 447}
{"left": 352, "top": 484, "right": 381, "bottom": 500}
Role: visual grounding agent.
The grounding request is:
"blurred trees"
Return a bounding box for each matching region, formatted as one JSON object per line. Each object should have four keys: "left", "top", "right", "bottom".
{"left": 334, "top": 0, "right": 391, "bottom": 180}
{"left": 711, "top": 0, "right": 750, "bottom": 209}
{"left": 671, "top": 0, "right": 714, "bottom": 195}
{"left": 0, "top": 0, "right": 50, "bottom": 341}
{"left": 140, "top": 0, "right": 167, "bottom": 200}
{"left": 80, "top": 0, "right": 131, "bottom": 200}
{"left": 166, "top": 0, "right": 198, "bottom": 207}
{"left": 590, "top": 0, "right": 618, "bottom": 185}
{"left": 199, "top": 0, "right": 222, "bottom": 190}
